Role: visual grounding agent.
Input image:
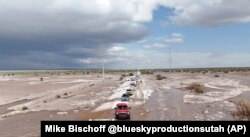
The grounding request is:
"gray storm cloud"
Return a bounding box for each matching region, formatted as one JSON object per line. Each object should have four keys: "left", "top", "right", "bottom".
{"left": 0, "top": 0, "right": 150, "bottom": 69}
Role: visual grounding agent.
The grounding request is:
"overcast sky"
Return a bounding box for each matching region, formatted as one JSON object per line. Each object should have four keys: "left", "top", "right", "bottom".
{"left": 0, "top": 0, "right": 250, "bottom": 69}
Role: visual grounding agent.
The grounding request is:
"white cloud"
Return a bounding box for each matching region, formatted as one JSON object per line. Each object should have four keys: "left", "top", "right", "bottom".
{"left": 137, "top": 38, "right": 147, "bottom": 43}
{"left": 78, "top": 58, "right": 103, "bottom": 64}
{"left": 107, "top": 46, "right": 126, "bottom": 53}
{"left": 164, "top": 33, "right": 184, "bottom": 44}
{"left": 132, "top": 0, "right": 159, "bottom": 22}
{"left": 165, "top": 37, "right": 183, "bottom": 44}
{"left": 159, "top": 0, "right": 250, "bottom": 26}
{"left": 78, "top": 59, "right": 92, "bottom": 64}
{"left": 172, "top": 33, "right": 182, "bottom": 38}
{"left": 54, "top": 0, "right": 246, "bottom": 27}
{"left": 141, "top": 32, "right": 183, "bottom": 50}
{"left": 143, "top": 43, "right": 168, "bottom": 49}
{"left": 107, "top": 46, "right": 129, "bottom": 57}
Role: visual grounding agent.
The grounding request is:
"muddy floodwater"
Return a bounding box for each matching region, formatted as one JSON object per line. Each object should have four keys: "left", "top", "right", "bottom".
{"left": 0, "top": 71, "right": 250, "bottom": 136}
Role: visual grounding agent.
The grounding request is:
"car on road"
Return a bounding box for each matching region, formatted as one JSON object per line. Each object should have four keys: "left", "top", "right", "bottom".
{"left": 122, "top": 93, "right": 130, "bottom": 98}
{"left": 130, "top": 80, "right": 137, "bottom": 86}
{"left": 121, "top": 93, "right": 130, "bottom": 102}
{"left": 114, "top": 103, "right": 130, "bottom": 120}
{"left": 126, "top": 89, "right": 133, "bottom": 96}
{"left": 121, "top": 96, "right": 129, "bottom": 102}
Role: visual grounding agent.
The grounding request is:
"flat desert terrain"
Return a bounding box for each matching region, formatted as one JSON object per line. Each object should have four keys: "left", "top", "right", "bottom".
{"left": 0, "top": 70, "right": 250, "bottom": 137}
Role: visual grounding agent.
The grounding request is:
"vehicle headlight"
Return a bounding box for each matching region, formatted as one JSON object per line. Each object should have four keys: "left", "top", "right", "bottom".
{"left": 127, "top": 112, "right": 130, "bottom": 115}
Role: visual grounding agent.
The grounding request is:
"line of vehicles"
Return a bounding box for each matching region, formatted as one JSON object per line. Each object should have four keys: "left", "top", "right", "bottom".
{"left": 114, "top": 73, "right": 141, "bottom": 120}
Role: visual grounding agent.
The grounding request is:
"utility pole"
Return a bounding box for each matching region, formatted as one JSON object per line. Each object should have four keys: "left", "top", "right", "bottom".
{"left": 102, "top": 59, "right": 105, "bottom": 81}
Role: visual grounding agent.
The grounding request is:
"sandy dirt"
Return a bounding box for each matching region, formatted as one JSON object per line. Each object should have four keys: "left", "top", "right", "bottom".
{"left": 0, "top": 71, "right": 250, "bottom": 137}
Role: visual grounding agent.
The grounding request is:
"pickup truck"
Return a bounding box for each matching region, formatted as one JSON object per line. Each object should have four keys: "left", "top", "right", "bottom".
{"left": 114, "top": 103, "right": 130, "bottom": 120}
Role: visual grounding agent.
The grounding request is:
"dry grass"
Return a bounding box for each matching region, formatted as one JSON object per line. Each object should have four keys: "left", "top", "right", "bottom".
{"left": 186, "top": 83, "right": 204, "bottom": 93}
{"left": 120, "top": 77, "right": 123, "bottom": 81}
{"left": 233, "top": 101, "right": 250, "bottom": 120}
{"left": 56, "top": 95, "right": 61, "bottom": 99}
{"left": 156, "top": 75, "right": 166, "bottom": 80}
{"left": 223, "top": 70, "right": 229, "bottom": 73}
{"left": 141, "top": 70, "right": 154, "bottom": 75}
{"left": 22, "top": 106, "right": 28, "bottom": 111}
{"left": 129, "top": 73, "right": 134, "bottom": 76}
